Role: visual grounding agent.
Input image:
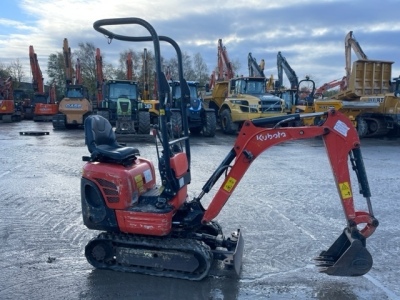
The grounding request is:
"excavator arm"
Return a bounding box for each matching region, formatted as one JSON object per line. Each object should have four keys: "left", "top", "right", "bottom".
{"left": 344, "top": 31, "right": 368, "bottom": 90}
{"left": 95, "top": 48, "right": 104, "bottom": 103}
{"left": 142, "top": 49, "right": 149, "bottom": 100}
{"left": 277, "top": 51, "right": 299, "bottom": 89}
{"left": 126, "top": 51, "right": 133, "bottom": 81}
{"left": 75, "top": 58, "right": 82, "bottom": 85}
{"left": 248, "top": 52, "right": 265, "bottom": 78}
{"left": 315, "top": 78, "right": 346, "bottom": 97}
{"left": 197, "top": 109, "right": 378, "bottom": 276}
{"left": 29, "top": 45, "right": 44, "bottom": 94}
{"left": 63, "top": 38, "right": 73, "bottom": 86}
{"left": 217, "top": 39, "right": 234, "bottom": 80}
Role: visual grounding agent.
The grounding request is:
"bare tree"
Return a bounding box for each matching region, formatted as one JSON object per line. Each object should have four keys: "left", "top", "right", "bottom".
{"left": 9, "top": 59, "right": 25, "bottom": 85}
{"left": 74, "top": 42, "right": 97, "bottom": 96}
{"left": 193, "top": 53, "right": 209, "bottom": 86}
{"left": 164, "top": 52, "right": 195, "bottom": 81}
{"left": 230, "top": 58, "right": 241, "bottom": 77}
{"left": 103, "top": 62, "right": 116, "bottom": 81}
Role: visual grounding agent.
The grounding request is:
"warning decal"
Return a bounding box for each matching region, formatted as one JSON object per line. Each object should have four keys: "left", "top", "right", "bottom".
{"left": 333, "top": 120, "right": 350, "bottom": 137}
{"left": 135, "top": 174, "right": 145, "bottom": 193}
{"left": 339, "top": 182, "right": 352, "bottom": 199}
{"left": 223, "top": 177, "right": 237, "bottom": 193}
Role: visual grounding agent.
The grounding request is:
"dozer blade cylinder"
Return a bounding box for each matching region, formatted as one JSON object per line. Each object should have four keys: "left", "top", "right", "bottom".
{"left": 314, "top": 227, "right": 373, "bottom": 276}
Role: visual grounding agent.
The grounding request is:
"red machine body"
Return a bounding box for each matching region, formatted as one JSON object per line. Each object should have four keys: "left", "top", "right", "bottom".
{"left": 83, "top": 153, "right": 189, "bottom": 236}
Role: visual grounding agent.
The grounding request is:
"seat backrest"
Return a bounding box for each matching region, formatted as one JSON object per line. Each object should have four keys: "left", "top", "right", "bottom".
{"left": 84, "top": 115, "right": 117, "bottom": 153}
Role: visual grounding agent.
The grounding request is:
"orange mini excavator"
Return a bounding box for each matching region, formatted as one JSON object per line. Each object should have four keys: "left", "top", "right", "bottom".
{"left": 80, "top": 17, "right": 378, "bottom": 281}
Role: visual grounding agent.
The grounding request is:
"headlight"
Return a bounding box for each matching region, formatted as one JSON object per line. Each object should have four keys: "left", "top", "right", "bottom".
{"left": 231, "top": 100, "right": 248, "bottom": 106}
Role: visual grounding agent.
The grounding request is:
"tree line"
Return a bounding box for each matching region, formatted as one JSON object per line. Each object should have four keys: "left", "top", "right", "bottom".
{"left": 1, "top": 41, "right": 235, "bottom": 101}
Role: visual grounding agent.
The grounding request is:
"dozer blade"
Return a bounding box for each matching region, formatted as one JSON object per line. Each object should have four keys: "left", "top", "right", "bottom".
{"left": 232, "top": 229, "right": 244, "bottom": 275}
{"left": 314, "top": 227, "right": 373, "bottom": 276}
{"left": 211, "top": 229, "right": 244, "bottom": 276}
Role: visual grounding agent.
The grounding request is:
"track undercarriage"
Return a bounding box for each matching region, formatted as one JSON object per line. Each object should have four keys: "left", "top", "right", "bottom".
{"left": 85, "top": 225, "right": 244, "bottom": 281}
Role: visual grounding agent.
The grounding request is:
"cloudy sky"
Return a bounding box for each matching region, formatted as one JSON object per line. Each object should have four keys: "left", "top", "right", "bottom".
{"left": 0, "top": 0, "right": 399, "bottom": 88}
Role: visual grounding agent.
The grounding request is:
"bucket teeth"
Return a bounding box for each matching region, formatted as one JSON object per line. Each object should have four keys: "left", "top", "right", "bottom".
{"left": 314, "top": 260, "right": 335, "bottom": 268}
{"left": 313, "top": 228, "right": 373, "bottom": 276}
{"left": 314, "top": 255, "right": 335, "bottom": 262}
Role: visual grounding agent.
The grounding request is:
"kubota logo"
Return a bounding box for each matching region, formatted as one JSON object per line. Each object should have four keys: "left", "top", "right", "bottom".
{"left": 256, "top": 131, "right": 286, "bottom": 141}
{"left": 65, "top": 103, "right": 82, "bottom": 108}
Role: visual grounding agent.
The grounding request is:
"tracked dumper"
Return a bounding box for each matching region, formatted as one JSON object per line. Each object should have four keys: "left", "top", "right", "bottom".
{"left": 80, "top": 17, "right": 378, "bottom": 281}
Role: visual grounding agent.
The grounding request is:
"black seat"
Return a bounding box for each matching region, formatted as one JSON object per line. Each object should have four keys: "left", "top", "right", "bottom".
{"left": 84, "top": 114, "right": 139, "bottom": 164}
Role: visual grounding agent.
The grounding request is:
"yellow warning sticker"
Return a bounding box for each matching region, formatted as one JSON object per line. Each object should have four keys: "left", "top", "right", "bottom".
{"left": 135, "top": 174, "right": 145, "bottom": 193}
{"left": 339, "top": 182, "right": 352, "bottom": 199}
{"left": 223, "top": 177, "right": 237, "bottom": 193}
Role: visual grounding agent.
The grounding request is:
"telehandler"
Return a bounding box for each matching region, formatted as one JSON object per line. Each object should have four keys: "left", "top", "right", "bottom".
{"left": 80, "top": 17, "right": 378, "bottom": 281}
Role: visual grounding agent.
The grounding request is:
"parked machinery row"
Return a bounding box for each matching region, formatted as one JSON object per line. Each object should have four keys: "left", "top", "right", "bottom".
{"left": 3, "top": 31, "right": 399, "bottom": 139}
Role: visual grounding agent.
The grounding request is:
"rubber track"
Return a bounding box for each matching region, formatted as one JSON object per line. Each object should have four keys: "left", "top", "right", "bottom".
{"left": 85, "top": 232, "right": 213, "bottom": 281}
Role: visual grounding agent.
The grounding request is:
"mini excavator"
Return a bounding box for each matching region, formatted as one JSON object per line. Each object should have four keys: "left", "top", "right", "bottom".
{"left": 81, "top": 17, "right": 379, "bottom": 281}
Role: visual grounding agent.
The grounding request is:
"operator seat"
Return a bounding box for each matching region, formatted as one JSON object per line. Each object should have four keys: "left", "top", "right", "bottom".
{"left": 84, "top": 114, "right": 139, "bottom": 165}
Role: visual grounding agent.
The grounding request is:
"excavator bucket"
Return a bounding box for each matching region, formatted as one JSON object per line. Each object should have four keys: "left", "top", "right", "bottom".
{"left": 314, "top": 228, "right": 373, "bottom": 276}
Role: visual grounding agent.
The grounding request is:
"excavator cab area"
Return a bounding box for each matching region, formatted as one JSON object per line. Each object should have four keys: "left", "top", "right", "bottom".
{"left": 296, "top": 77, "right": 315, "bottom": 106}
{"left": 32, "top": 93, "right": 48, "bottom": 105}
{"left": 168, "top": 78, "right": 217, "bottom": 138}
{"left": 170, "top": 80, "right": 198, "bottom": 108}
{"left": 392, "top": 76, "right": 400, "bottom": 97}
{"left": 66, "top": 86, "right": 86, "bottom": 98}
{"left": 235, "top": 78, "right": 265, "bottom": 94}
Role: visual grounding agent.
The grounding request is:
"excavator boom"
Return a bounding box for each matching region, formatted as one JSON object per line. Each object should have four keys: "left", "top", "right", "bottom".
{"left": 277, "top": 51, "right": 299, "bottom": 89}
{"left": 63, "top": 38, "right": 73, "bottom": 86}
{"left": 344, "top": 31, "right": 368, "bottom": 89}
{"left": 217, "top": 39, "right": 234, "bottom": 80}
{"left": 29, "top": 45, "right": 44, "bottom": 94}
{"left": 126, "top": 51, "right": 133, "bottom": 81}
{"left": 199, "top": 109, "right": 378, "bottom": 276}
{"left": 142, "top": 49, "right": 149, "bottom": 100}
{"left": 95, "top": 48, "right": 104, "bottom": 105}
{"left": 315, "top": 78, "right": 346, "bottom": 97}
{"left": 248, "top": 52, "right": 265, "bottom": 78}
{"left": 75, "top": 58, "right": 82, "bottom": 85}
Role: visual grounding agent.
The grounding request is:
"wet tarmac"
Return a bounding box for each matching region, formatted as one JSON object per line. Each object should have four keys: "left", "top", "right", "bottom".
{"left": 0, "top": 120, "right": 399, "bottom": 300}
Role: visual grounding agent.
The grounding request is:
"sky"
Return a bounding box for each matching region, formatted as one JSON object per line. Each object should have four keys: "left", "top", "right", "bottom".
{"left": 0, "top": 0, "right": 399, "bottom": 88}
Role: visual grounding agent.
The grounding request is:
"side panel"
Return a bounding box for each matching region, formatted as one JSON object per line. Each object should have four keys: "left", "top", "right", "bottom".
{"left": 82, "top": 158, "right": 156, "bottom": 210}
